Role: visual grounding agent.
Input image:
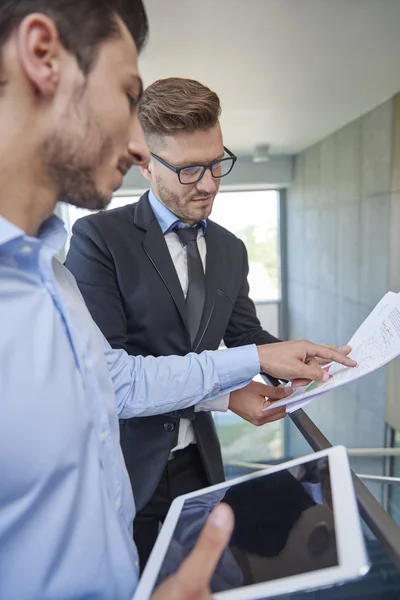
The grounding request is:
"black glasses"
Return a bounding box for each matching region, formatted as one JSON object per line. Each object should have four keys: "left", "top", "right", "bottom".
{"left": 150, "top": 146, "right": 237, "bottom": 185}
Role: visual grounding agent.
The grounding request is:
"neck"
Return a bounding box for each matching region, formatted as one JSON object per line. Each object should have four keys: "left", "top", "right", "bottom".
{"left": 0, "top": 175, "right": 56, "bottom": 238}
{"left": 150, "top": 188, "right": 200, "bottom": 228}
{"left": 0, "top": 99, "right": 58, "bottom": 236}
{"left": 0, "top": 151, "right": 56, "bottom": 238}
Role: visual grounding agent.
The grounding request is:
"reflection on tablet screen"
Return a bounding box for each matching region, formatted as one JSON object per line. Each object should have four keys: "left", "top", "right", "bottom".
{"left": 155, "top": 457, "right": 338, "bottom": 593}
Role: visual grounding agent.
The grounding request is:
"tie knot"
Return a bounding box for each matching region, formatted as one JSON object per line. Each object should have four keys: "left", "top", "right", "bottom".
{"left": 174, "top": 225, "right": 200, "bottom": 247}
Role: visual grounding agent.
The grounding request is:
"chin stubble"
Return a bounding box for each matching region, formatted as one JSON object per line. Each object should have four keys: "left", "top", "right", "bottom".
{"left": 42, "top": 93, "right": 114, "bottom": 211}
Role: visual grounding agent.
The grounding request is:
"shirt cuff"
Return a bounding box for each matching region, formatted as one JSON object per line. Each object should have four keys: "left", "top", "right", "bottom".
{"left": 195, "top": 392, "right": 230, "bottom": 413}
{"left": 214, "top": 344, "right": 260, "bottom": 391}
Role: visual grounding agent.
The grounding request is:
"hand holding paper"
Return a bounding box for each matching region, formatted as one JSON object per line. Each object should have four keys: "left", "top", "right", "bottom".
{"left": 257, "top": 340, "right": 356, "bottom": 383}
{"left": 264, "top": 292, "right": 400, "bottom": 413}
{"left": 290, "top": 345, "right": 354, "bottom": 388}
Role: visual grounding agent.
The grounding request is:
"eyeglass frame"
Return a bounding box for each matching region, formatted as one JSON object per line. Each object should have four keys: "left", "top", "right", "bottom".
{"left": 149, "top": 146, "right": 237, "bottom": 185}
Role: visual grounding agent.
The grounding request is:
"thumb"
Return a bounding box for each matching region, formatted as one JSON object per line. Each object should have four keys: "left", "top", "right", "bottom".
{"left": 300, "top": 362, "right": 330, "bottom": 383}
{"left": 256, "top": 382, "right": 293, "bottom": 400}
{"left": 175, "top": 503, "right": 234, "bottom": 592}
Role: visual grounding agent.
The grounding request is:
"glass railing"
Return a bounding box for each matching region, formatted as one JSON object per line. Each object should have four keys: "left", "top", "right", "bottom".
{"left": 216, "top": 387, "right": 400, "bottom": 599}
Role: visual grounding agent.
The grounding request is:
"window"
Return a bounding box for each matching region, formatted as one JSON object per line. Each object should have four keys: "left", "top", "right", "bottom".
{"left": 212, "top": 190, "right": 284, "bottom": 473}
{"left": 211, "top": 189, "right": 281, "bottom": 303}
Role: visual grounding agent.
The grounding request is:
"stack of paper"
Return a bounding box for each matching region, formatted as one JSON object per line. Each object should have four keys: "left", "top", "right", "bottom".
{"left": 264, "top": 292, "right": 400, "bottom": 413}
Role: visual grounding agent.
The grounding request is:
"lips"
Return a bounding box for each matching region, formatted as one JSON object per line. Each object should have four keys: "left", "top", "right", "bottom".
{"left": 192, "top": 196, "right": 212, "bottom": 203}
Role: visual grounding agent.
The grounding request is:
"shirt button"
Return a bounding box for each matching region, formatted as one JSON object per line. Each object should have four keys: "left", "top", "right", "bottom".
{"left": 169, "top": 410, "right": 183, "bottom": 418}
{"left": 164, "top": 422, "right": 176, "bottom": 433}
{"left": 20, "top": 245, "right": 33, "bottom": 255}
{"left": 101, "top": 432, "right": 107, "bottom": 443}
{"left": 116, "top": 498, "right": 121, "bottom": 509}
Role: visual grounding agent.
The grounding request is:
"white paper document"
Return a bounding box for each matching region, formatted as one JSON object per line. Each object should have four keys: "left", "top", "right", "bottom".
{"left": 264, "top": 292, "right": 400, "bottom": 413}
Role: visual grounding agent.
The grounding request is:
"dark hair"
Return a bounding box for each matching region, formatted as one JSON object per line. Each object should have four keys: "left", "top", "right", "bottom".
{"left": 138, "top": 77, "right": 221, "bottom": 139}
{"left": 0, "top": 0, "right": 148, "bottom": 75}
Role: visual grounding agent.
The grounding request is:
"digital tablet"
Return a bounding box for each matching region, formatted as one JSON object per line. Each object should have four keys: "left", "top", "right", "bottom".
{"left": 134, "top": 446, "right": 369, "bottom": 600}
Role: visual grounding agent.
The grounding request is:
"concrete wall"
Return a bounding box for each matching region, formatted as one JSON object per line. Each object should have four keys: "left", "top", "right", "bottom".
{"left": 286, "top": 97, "right": 400, "bottom": 479}
{"left": 387, "top": 94, "right": 400, "bottom": 432}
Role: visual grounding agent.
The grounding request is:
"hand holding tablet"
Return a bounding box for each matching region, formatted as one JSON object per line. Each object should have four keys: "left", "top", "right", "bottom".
{"left": 135, "top": 447, "right": 369, "bottom": 600}
{"left": 149, "top": 503, "right": 235, "bottom": 600}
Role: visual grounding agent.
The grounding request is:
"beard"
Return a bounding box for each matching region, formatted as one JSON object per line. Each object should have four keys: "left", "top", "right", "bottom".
{"left": 42, "top": 133, "right": 113, "bottom": 211}
{"left": 156, "top": 175, "right": 216, "bottom": 223}
{"left": 41, "top": 87, "right": 115, "bottom": 211}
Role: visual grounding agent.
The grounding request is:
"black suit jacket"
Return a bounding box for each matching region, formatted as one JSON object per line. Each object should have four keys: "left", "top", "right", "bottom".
{"left": 65, "top": 192, "right": 280, "bottom": 511}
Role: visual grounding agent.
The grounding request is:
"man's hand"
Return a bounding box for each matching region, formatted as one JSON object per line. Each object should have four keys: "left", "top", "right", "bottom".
{"left": 292, "top": 344, "right": 352, "bottom": 387}
{"left": 257, "top": 340, "right": 356, "bottom": 383}
{"left": 228, "top": 381, "right": 289, "bottom": 426}
{"left": 150, "top": 503, "right": 234, "bottom": 600}
{"left": 315, "top": 344, "right": 352, "bottom": 366}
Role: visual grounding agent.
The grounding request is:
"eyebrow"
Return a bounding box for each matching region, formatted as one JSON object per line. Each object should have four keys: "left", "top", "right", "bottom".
{"left": 178, "top": 151, "right": 226, "bottom": 168}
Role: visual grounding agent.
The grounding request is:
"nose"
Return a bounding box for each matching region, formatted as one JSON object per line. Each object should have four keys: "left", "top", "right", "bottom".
{"left": 128, "top": 117, "right": 150, "bottom": 166}
{"left": 196, "top": 167, "right": 218, "bottom": 193}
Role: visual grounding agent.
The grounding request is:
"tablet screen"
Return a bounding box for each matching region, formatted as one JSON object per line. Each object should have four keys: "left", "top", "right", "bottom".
{"left": 154, "top": 457, "right": 338, "bottom": 593}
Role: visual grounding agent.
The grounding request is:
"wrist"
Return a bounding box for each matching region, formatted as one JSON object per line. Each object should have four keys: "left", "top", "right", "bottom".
{"left": 257, "top": 346, "right": 270, "bottom": 373}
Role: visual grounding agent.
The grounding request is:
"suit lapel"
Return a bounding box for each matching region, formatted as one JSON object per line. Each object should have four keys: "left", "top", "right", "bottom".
{"left": 135, "top": 193, "right": 189, "bottom": 335}
{"left": 193, "top": 221, "right": 221, "bottom": 350}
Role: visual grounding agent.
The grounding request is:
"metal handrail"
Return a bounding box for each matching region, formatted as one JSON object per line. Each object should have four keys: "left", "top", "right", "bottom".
{"left": 225, "top": 461, "right": 400, "bottom": 485}
{"left": 356, "top": 474, "right": 400, "bottom": 485}
{"left": 347, "top": 448, "right": 400, "bottom": 457}
{"left": 289, "top": 409, "right": 400, "bottom": 570}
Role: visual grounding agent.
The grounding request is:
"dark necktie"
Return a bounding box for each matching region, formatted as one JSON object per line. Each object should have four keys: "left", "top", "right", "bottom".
{"left": 175, "top": 225, "right": 206, "bottom": 347}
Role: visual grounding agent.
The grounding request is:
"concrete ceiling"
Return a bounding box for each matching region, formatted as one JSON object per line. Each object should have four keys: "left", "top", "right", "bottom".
{"left": 139, "top": 0, "right": 400, "bottom": 155}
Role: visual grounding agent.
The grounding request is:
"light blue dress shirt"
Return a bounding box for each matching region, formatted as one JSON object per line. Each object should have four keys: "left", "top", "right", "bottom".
{"left": 0, "top": 214, "right": 259, "bottom": 600}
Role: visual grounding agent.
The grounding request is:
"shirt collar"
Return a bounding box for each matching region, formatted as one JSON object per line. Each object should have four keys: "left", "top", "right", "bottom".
{"left": 0, "top": 214, "right": 67, "bottom": 255}
{"left": 148, "top": 189, "right": 207, "bottom": 235}
{"left": 0, "top": 216, "right": 24, "bottom": 247}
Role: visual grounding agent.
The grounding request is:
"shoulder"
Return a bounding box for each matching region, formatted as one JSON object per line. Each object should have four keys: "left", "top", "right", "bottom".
{"left": 70, "top": 203, "right": 140, "bottom": 250}
{"left": 73, "top": 202, "right": 137, "bottom": 234}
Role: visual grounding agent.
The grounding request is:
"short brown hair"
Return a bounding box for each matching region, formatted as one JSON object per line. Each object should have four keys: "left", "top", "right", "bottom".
{"left": 0, "top": 0, "right": 148, "bottom": 77}
{"left": 138, "top": 77, "right": 221, "bottom": 140}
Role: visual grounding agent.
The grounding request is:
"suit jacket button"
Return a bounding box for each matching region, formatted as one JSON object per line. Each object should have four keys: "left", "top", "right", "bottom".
{"left": 164, "top": 422, "right": 176, "bottom": 432}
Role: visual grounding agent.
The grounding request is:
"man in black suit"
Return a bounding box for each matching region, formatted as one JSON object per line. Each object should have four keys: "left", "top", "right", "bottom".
{"left": 64, "top": 78, "right": 333, "bottom": 567}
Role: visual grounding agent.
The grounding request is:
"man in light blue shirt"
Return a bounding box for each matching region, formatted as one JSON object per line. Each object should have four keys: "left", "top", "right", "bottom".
{"left": 0, "top": 213, "right": 261, "bottom": 599}
{"left": 0, "top": 2, "right": 356, "bottom": 599}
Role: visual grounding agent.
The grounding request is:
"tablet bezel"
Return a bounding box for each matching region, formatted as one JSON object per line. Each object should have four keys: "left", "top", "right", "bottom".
{"left": 134, "top": 446, "right": 369, "bottom": 600}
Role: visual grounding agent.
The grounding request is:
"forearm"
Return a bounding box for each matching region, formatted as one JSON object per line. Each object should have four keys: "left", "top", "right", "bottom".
{"left": 106, "top": 343, "right": 260, "bottom": 419}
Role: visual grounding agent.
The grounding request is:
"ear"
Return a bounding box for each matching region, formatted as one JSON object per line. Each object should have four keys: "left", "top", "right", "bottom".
{"left": 16, "top": 14, "right": 62, "bottom": 98}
